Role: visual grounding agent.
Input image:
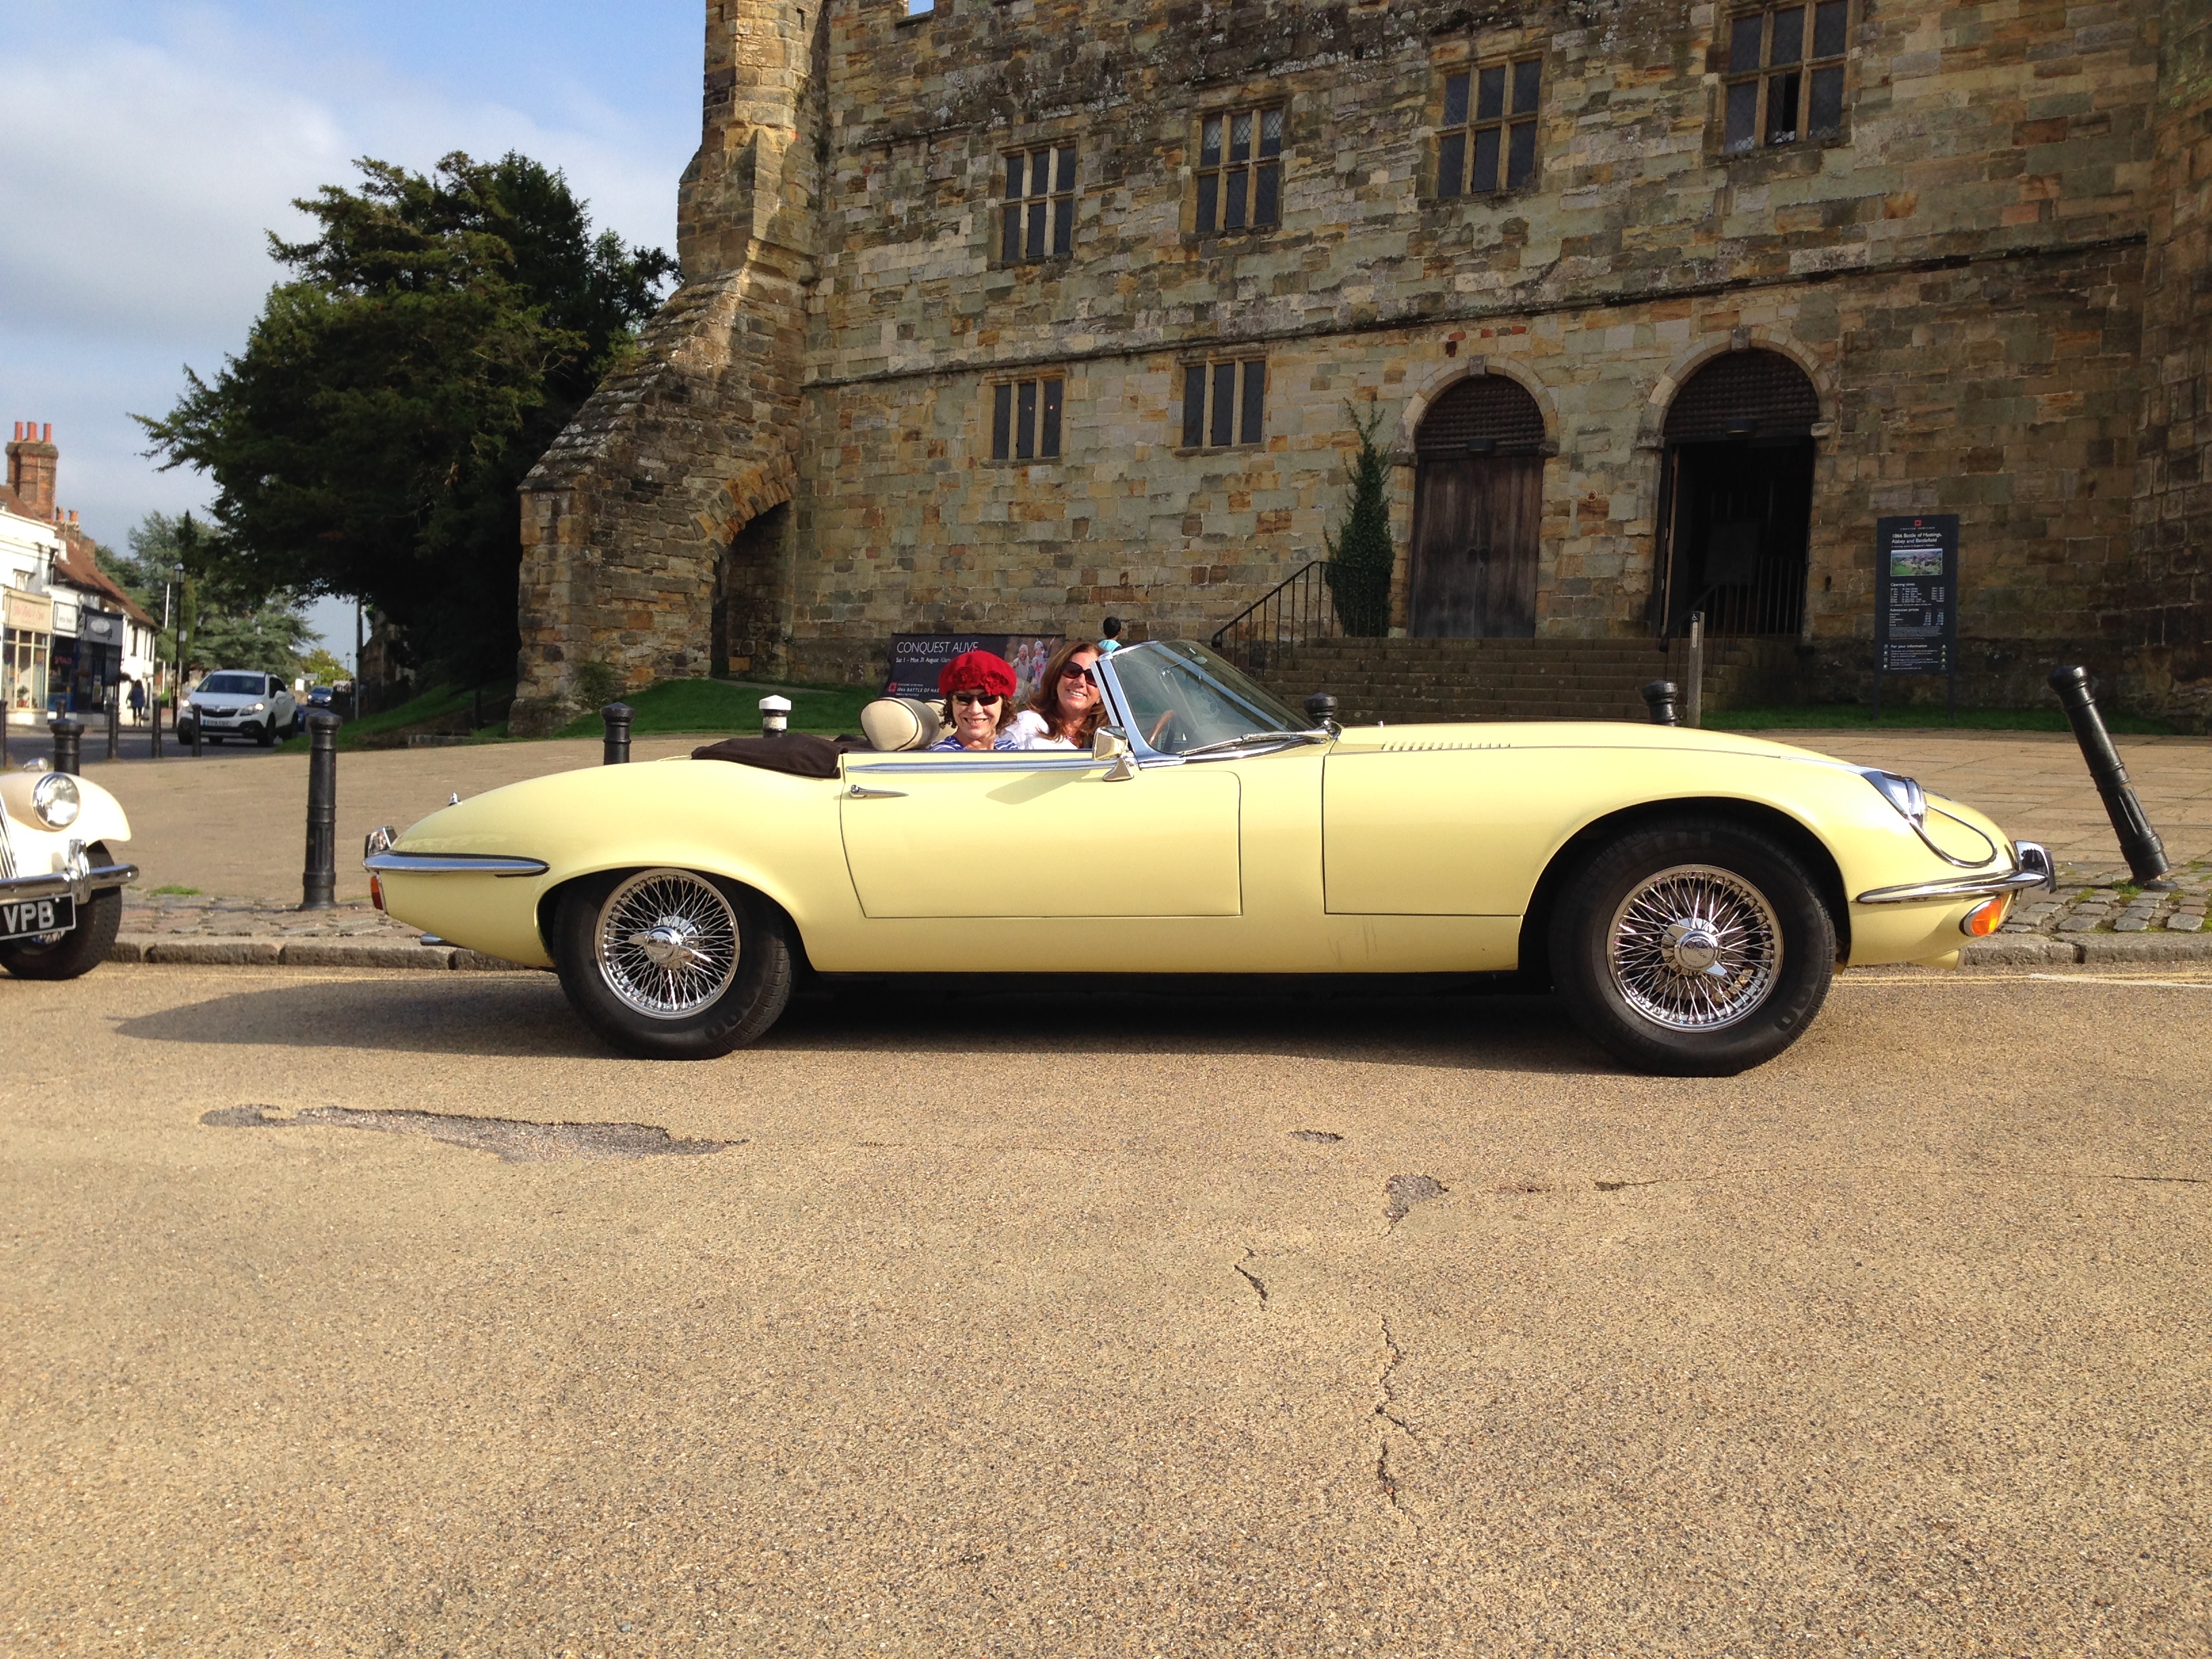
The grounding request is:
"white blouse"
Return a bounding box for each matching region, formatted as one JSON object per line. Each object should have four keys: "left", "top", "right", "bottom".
{"left": 1004, "top": 710, "right": 1078, "bottom": 750}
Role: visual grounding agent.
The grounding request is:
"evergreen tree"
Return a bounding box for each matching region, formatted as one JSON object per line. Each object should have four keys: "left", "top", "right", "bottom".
{"left": 138, "top": 152, "right": 675, "bottom": 682}
{"left": 98, "top": 512, "right": 318, "bottom": 679}
{"left": 1323, "top": 403, "right": 1396, "bottom": 638}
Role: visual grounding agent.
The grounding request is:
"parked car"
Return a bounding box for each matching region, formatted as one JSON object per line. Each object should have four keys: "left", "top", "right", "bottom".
{"left": 0, "top": 767, "right": 138, "bottom": 980}
{"left": 178, "top": 671, "right": 296, "bottom": 747}
{"left": 364, "top": 638, "right": 2051, "bottom": 1075}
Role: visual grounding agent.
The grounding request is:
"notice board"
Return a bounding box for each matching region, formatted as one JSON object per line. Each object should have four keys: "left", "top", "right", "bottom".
{"left": 886, "top": 634, "right": 1065, "bottom": 705}
{"left": 1872, "top": 514, "right": 1959, "bottom": 716}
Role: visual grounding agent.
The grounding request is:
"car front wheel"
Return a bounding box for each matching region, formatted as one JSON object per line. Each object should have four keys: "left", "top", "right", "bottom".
{"left": 1548, "top": 818, "right": 1835, "bottom": 1077}
{"left": 552, "top": 867, "right": 794, "bottom": 1060}
{"left": 0, "top": 842, "right": 124, "bottom": 981}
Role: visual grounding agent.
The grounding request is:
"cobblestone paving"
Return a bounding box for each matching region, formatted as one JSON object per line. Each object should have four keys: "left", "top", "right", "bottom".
{"left": 2005, "top": 859, "right": 2212, "bottom": 935}
{"left": 122, "top": 891, "right": 422, "bottom": 941}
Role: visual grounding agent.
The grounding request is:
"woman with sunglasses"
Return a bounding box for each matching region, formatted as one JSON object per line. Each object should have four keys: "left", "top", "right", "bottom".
{"left": 1004, "top": 638, "right": 1103, "bottom": 750}
{"left": 928, "top": 649, "right": 1022, "bottom": 751}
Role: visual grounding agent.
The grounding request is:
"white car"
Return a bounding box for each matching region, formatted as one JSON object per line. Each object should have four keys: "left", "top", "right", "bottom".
{"left": 0, "top": 768, "right": 137, "bottom": 980}
{"left": 179, "top": 671, "right": 297, "bottom": 747}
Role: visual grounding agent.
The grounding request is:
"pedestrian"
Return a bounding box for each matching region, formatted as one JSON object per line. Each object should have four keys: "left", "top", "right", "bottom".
{"left": 1097, "top": 617, "right": 1125, "bottom": 655}
{"left": 128, "top": 679, "right": 146, "bottom": 726}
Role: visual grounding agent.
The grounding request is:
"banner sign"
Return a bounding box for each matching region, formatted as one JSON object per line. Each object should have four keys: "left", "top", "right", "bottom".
{"left": 886, "top": 633, "right": 1064, "bottom": 705}
{"left": 1875, "top": 514, "right": 1958, "bottom": 674}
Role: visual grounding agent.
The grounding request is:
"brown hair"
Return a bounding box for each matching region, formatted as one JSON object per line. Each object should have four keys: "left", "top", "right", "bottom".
{"left": 1023, "top": 639, "right": 1105, "bottom": 745}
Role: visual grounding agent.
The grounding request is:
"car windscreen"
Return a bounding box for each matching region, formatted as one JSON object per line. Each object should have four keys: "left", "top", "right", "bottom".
{"left": 1108, "top": 640, "right": 1308, "bottom": 755}
{"left": 201, "top": 673, "right": 265, "bottom": 694}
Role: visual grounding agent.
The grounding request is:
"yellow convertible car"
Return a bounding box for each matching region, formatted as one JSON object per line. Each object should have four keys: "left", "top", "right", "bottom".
{"left": 366, "top": 640, "right": 2051, "bottom": 1075}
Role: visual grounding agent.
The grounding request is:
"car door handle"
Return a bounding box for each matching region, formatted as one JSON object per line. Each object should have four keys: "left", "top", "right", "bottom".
{"left": 846, "top": 784, "right": 907, "bottom": 799}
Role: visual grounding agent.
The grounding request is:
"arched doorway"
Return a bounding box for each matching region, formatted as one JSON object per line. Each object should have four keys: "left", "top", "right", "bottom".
{"left": 1408, "top": 375, "right": 1547, "bottom": 637}
{"left": 1653, "top": 349, "right": 1820, "bottom": 638}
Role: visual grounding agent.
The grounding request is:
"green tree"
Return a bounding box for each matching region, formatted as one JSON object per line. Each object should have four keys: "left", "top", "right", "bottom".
{"left": 1323, "top": 403, "right": 1396, "bottom": 638}
{"left": 99, "top": 512, "right": 319, "bottom": 680}
{"left": 138, "top": 152, "right": 675, "bottom": 682}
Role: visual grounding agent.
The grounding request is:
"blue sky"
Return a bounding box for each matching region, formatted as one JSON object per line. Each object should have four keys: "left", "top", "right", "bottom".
{"left": 0, "top": 0, "right": 699, "bottom": 665}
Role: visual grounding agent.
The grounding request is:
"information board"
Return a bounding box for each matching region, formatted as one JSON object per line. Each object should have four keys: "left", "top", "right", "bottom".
{"left": 886, "top": 633, "right": 1064, "bottom": 705}
{"left": 1872, "top": 515, "right": 1959, "bottom": 717}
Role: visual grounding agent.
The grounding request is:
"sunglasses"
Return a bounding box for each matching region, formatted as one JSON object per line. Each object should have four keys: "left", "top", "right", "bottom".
{"left": 952, "top": 691, "right": 1002, "bottom": 706}
{"left": 1060, "top": 664, "right": 1095, "bottom": 681}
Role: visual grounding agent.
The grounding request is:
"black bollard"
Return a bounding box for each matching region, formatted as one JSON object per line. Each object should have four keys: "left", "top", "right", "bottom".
{"left": 106, "top": 694, "right": 120, "bottom": 762}
{"left": 301, "top": 711, "right": 342, "bottom": 910}
{"left": 150, "top": 695, "right": 162, "bottom": 760}
{"left": 602, "top": 701, "right": 634, "bottom": 765}
{"left": 2047, "top": 666, "right": 2170, "bottom": 884}
{"left": 1304, "top": 691, "right": 1341, "bottom": 734}
{"left": 49, "top": 717, "right": 83, "bottom": 777}
{"left": 190, "top": 701, "right": 203, "bottom": 758}
{"left": 1641, "top": 680, "right": 1681, "bottom": 726}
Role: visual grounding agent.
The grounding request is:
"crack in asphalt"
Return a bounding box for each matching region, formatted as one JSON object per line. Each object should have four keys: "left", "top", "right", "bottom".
{"left": 1373, "top": 1315, "right": 1421, "bottom": 1519}
{"left": 201, "top": 1105, "right": 739, "bottom": 1164}
{"left": 1233, "top": 1250, "right": 1269, "bottom": 1309}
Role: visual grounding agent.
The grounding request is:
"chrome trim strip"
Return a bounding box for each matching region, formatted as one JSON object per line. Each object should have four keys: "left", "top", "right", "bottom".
{"left": 364, "top": 852, "right": 550, "bottom": 878}
{"left": 1856, "top": 841, "right": 2055, "bottom": 905}
{"left": 844, "top": 755, "right": 1108, "bottom": 776}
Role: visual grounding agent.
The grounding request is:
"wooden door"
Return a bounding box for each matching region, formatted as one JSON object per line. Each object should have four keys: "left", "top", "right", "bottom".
{"left": 1408, "top": 454, "right": 1542, "bottom": 637}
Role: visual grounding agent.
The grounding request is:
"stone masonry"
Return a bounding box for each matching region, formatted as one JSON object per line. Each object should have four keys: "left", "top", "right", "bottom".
{"left": 510, "top": 0, "right": 2209, "bottom": 734}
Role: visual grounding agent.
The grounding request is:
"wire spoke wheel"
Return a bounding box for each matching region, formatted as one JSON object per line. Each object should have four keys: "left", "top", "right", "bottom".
{"left": 592, "top": 869, "right": 742, "bottom": 1021}
{"left": 1606, "top": 863, "right": 1782, "bottom": 1032}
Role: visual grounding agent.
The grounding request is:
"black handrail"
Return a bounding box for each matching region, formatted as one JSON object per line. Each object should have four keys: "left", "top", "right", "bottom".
{"left": 1208, "top": 560, "right": 1341, "bottom": 675}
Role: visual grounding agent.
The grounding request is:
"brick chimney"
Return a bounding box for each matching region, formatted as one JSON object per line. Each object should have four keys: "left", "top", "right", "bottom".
{"left": 6, "top": 422, "right": 58, "bottom": 521}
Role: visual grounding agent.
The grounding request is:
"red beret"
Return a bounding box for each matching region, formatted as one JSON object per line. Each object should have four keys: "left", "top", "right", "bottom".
{"left": 938, "top": 650, "right": 1017, "bottom": 699}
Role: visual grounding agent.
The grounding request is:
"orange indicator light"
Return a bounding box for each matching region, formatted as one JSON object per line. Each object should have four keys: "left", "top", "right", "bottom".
{"left": 1961, "top": 896, "right": 2009, "bottom": 937}
{"left": 369, "top": 873, "right": 386, "bottom": 912}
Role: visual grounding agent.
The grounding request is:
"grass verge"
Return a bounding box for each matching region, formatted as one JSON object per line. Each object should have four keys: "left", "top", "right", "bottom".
{"left": 1708, "top": 703, "right": 2175, "bottom": 735}
{"left": 554, "top": 678, "right": 877, "bottom": 740}
{"left": 276, "top": 682, "right": 514, "bottom": 753}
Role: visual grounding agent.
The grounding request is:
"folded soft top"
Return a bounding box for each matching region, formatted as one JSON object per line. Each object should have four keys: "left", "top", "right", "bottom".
{"left": 690, "top": 733, "right": 868, "bottom": 779}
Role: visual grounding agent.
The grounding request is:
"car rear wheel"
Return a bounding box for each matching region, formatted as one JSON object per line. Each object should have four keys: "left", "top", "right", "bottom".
{"left": 0, "top": 842, "right": 123, "bottom": 982}
{"left": 552, "top": 867, "right": 794, "bottom": 1060}
{"left": 1548, "top": 818, "right": 1835, "bottom": 1076}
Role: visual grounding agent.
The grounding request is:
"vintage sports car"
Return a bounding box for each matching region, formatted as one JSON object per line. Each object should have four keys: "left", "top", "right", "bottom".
{"left": 365, "top": 640, "right": 2052, "bottom": 1075}
{"left": 0, "top": 766, "right": 138, "bottom": 980}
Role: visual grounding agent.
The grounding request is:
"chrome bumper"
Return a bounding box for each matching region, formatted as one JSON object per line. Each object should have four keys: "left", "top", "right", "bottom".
{"left": 1855, "top": 840, "right": 2055, "bottom": 905}
{"left": 0, "top": 855, "right": 139, "bottom": 905}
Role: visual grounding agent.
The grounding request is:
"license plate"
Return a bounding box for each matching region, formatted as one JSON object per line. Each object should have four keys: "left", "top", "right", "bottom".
{"left": 0, "top": 895, "right": 75, "bottom": 941}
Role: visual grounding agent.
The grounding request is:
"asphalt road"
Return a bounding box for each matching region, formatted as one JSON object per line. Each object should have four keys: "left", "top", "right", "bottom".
{"left": 5, "top": 963, "right": 2209, "bottom": 1654}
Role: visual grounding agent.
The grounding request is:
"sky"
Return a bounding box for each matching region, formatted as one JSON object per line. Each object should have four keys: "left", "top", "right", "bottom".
{"left": 0, "top": 0, "right": 699, "bottom": 668}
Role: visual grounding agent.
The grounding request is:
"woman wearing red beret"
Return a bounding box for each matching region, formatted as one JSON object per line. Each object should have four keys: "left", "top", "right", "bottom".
{"left": 929, "top": 649, "right": 1022, "bottom": 751}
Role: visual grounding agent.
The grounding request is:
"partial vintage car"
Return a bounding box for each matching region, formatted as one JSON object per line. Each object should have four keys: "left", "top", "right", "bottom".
{"left": 0, "top": 766, "right": 138, "bottom": 980}
{"left": 364, "top": 639, "right": 2052, "bottom": 1075}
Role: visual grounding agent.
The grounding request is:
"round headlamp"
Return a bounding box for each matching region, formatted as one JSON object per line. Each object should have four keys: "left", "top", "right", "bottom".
{"left": 32, "top": 773, "right": 81, "bottom": 830}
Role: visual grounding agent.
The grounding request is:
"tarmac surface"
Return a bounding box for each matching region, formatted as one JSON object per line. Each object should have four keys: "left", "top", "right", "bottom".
{"left": 5, "top": 961, "right": 2209, "bottom": 1654}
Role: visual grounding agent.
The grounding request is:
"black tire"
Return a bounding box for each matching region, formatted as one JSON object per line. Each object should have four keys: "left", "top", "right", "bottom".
{"left": 256, "top": 722, "right": 277, "bottom": 747}
{"left": 0, "top": 843, "right": 124, "bottom": 982}
{"left": 1547, "top": 817, "right": 1835, "bottom": 1076}
{"left": 552, "top": 867, "right": 794, "bottom": 1060}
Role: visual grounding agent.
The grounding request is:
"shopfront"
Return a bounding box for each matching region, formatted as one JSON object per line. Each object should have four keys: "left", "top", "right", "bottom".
{"left": 3, "top": 588, "right": 53, "bottom": 722}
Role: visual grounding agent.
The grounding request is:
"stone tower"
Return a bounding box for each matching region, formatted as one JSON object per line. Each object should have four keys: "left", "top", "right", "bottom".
{"left": 2128, "top": 6, "right": 2212, "bottom": 727}
{"left": 510, "top": 0, "right": 823, "bottom": 735}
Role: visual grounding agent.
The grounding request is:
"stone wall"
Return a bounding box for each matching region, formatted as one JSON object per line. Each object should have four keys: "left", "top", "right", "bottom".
{"left": 2127, "top": 3, "right": 2212, "bottom": 731}
{"left": 510, "top": 0, "right": 825, "bottom": 735}
{"left": 520, "top": 0, "right": 2179, "bottom": 714}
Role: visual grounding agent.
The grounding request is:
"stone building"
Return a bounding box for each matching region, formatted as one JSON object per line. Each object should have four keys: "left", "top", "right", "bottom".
{"left": 510, "top": 0, "right": 2210, "bottom": 734}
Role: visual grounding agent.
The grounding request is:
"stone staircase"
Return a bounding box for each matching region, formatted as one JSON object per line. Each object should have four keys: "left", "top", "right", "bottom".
{"left": 1248, "top": 637, "right": 1802, "bottom": 725}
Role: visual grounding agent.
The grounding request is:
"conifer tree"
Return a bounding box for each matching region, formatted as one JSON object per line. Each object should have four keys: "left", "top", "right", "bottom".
{"left": 1323, "top": 403, "right": 1395, "bottom": 637}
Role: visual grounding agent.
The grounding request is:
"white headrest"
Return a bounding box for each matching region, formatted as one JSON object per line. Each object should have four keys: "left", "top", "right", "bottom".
{"left": 860, "top": 696, "right": 945, "bottom": 752}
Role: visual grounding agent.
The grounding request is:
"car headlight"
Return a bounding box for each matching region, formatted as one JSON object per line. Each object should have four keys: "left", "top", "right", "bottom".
{"left": 32, "top": 773, "right": 81, "bottom": 830}
{"left": 1860, "top": 769, "right": 1926, "bottom": 827}
{"left": 251, "top": 701, "right": 267, "bottom": 712}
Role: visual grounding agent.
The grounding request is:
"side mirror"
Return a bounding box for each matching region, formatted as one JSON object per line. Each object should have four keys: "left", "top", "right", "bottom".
{"left": 1094, "top": 725, "right": 1136, "bottom": 782}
